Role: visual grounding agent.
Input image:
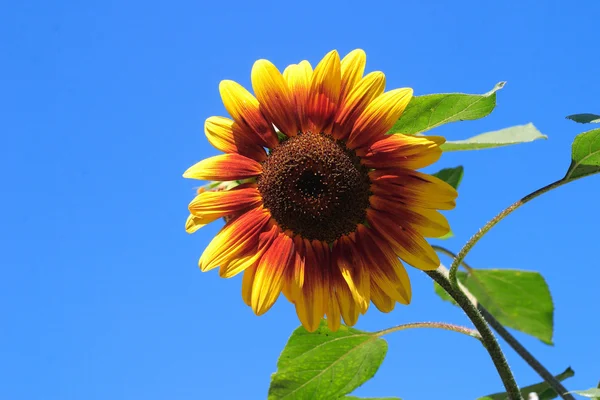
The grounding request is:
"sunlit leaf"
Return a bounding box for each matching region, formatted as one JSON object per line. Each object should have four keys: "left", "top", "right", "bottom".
{"left": 568, "top": 387, "right": 600, "bottom": 398}
{"left": 566, "top": 113, "right": 600, "bottom": 124}
{"left": 390, "top": 82, "right": 505, "bottom": 135}
{"left": 434, "top": 269, "right": 554, "bottom": 344}
{"left": 564, "top": 128, "right": 600, "bottom": 181}
{"left": 441, "top": 123, "right": 546, "bottom": 151}
{"left": 478, "top": 367, "right": 574, "bottom": 400}
{"left": 269, "top": 322, "right": 387, "bottom": 400}
{"left": 342, "top": 397, "right": 401, "bottom": 400}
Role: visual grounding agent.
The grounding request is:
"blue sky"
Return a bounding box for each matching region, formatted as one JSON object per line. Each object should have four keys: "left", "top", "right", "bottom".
{"left": 2, "top": 0, "right": 599, "bottom": 399}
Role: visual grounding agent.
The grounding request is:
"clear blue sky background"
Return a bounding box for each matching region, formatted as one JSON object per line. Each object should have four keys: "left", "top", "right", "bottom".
{"left": 2, "top": 1, "right": 599, "bottom": 399}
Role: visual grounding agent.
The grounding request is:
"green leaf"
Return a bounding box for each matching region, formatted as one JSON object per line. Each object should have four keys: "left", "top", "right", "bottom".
{"left": 564, "top": 128, "right": 600, "bottom": 181}
{"left": 434, "top": 269, "right": 554, "bottom": 344}
{"left": 432, "top": 166, "right": 464, "bottom": 189}
{"left": 269, "top": 321, "right": 387, "bottom": 400}
{"left": 342, "top": 397, "right": 401, "bottom": 400}
{"left": 566, "top": 113, "right": 600, "bottom": 124}
{"left": 479, "top": 367, "right": 574, "bottom": 400}
{"left": 390, "top": 82, "right": 505, "bottom": 135}
{"left": 568, "top": 388, "right": 600, "bottom": 398}
{"left": 441, "top": 123, "right": 547, "bottom": 151}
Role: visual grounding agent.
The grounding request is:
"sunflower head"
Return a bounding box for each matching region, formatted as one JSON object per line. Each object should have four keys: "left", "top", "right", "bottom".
{"left": 183, "top": 49, "right": 457, "bottom": 332}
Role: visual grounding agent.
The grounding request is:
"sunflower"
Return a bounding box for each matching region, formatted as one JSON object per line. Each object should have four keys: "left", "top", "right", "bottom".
{"left": 183, "top": 49, "right": 457, "bottom": 332}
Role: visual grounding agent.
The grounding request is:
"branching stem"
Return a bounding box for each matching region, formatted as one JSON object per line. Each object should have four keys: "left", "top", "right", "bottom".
{"left": 375, "top": 321, "right": 481, "bottom": 339}
{"left": 427, "top": 268, "right": 523, "bottom": 400}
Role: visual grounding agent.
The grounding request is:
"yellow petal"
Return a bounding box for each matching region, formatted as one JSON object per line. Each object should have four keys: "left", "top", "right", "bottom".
{"left": 183, "top": 154, "right": 262, "bottom": 181}
{"left": 251, "top": 232, "right": 294, "bottom": 315}
{"left": 307, "top": 50, "right": 341, "bottom": 132}
{"left": 204, "top": 116, "right": 267, "bottom": 161}
{"left": 370, "top": 280, "right": 396, "bottom": 312}
{"left": 336, "top": 281, "right": 361, "bottom": 325}
{"left": 362, "top": 134, "right": 444, "bottom": 169}
{"left": 367, "top": 209, "right": 440, "bottom": 271}
{"left": 242, "top": 264, "right": 257, "bottom": 306}
{"left": 198, "top": 208, "right": 270, "bottom": 272}
{"left": 251, "top": 59, "right": 299, "bottom": 136}
{"left": 333, "top": 71, "right": 386, "bottom": 140}
{"left": 188, "top": 185, "right": 262, "bottom": 226}
{"left": 283, "top": 61, "right": 313, "bottom": 132}
{"left": 219, "top": 80, "right": 279, "bottom": 149}
{"left": 340, "top": 49, "right": 366, "bottom": 102}
{"left": 185, "top": 214, "right": 206, "bottom": 234}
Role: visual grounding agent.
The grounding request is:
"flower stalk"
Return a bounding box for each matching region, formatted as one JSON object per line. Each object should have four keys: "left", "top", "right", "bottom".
{"left": 426, "top": 268, "right": 523, "bottom": 400}
{"left": 434, "top": 246, "right": 575, "bottom": 400}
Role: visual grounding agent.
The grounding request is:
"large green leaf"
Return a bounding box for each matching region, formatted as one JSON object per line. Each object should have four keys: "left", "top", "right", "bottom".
{"left": 434, "top": 269, "right": 554, "bottom": 344}
{"left": 390, "top": 82, "right": 505, "bottom": 135}
{"left": 441, "top": 123, "right": 546, "bottom": 151}
{"left": 479, "top": 367, "right": 574, "bottom": 400}
{"left": 566, "top": 113, "right": 600, "bottom": 124}
{"left": 431, "top": 166, "right": 464, "bottom": 240}
{"left": 564, "top": 128, "right": 600, "bottom": 181}
{"left": 269, "top": 322, "right": 387, "bottom": 400}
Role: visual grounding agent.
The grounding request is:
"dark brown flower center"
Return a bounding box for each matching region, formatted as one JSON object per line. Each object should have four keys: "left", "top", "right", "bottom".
{"left": 258, "top": 132, "right": 371, "bottom": 243}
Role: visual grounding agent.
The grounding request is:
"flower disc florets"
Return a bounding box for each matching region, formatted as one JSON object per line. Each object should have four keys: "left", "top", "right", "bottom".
{"left": 258, "top": 132, "right": 371, "bottom": 243}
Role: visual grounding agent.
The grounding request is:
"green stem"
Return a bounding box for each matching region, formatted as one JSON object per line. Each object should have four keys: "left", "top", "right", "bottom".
{"left": 433, "top": 250, "right": 574, "bottom": 400}
{"left": 449, "top": 179, "right": 567, "bottom": 288}
{"left": 375, "top": 322, "right": 482, "bottom": 340}
{"left": 479, "top": 307, "right": 575, "bottom": 400}
{"left": 427, "top": 269, "right": 523, "bottom": 400}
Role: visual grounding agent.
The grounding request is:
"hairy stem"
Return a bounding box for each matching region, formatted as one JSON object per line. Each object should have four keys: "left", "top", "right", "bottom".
{"left": 434, "top": 248, "right": 574, "bottom": 400}
{"left": 449, "top": 179, "right": 567, "bottom": 288}
{"left": 427, "top": 269, "right": 523, "bottom": 400}
{"left": 479, "top": 307, "right": 574, "bottom": 399}
{"left": 375, "top": 321, "right": 482, "bottom": 339}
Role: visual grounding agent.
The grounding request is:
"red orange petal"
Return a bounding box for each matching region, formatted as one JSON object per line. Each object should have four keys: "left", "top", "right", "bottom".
{"left": 183, "top": 154, "right": 262, "bottom": 181}
{"left": 336, "top": 279, "right": 361, "bottom": 325}
{"left": 367, "top": 209, "right": 440, "bottom": 271}
{"left": 332, "top": 71, "right": 386, "bottom": 140}
{"left": 307, "top": 50, "right": 341, "bottom": 132}
{"left": 370, "top": 169, "right": 457, "bottom": 210}
{"left": 204, "top": 116, "right": 267, "bottom": 161}
{"left": 370, "top": 280, "right": 396, "bottom": 312}
{"left": 251, "top": 230, "right": 295, "bottom": 315}
{"left": 369, "top": 195, "right": 451, "bottom": 238}
{"left": 252, "top": 59, "right": 299, "bottom": 136}
{"left": 198, "top": 207, "right": 270, "bottom": 272}
{"left": 188, "top": 184, "right": 263, "bottom": 226}
{"left": 347, "top": 88, "right": 413, "bottom": 150}
{"left": 362, "top": 134, "right": 444, "bottom": 169}
{"left": 340, "top": 49, "right": 366, "bottom": 102}
{"left": 291, "top": 239, "right": 326, "bottom": 332}
{"left": 219, "top": 80, "right": 279, "bottom": 148}
{"left": 283, "top": 60, "right": 313, "bottom": 133}
{"left": 355, "top": 225, "right": 411, "bottom": 304}
{"left": 333, "top": 235, "right": 370, "bottom": 312}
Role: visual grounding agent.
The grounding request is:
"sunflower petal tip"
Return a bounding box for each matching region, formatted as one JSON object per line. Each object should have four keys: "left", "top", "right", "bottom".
{"left": 218, "top": 80, "right": 233, "bottom": 90}
{"left": 325, "top": 49, "right": 341, "bottom": 60}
